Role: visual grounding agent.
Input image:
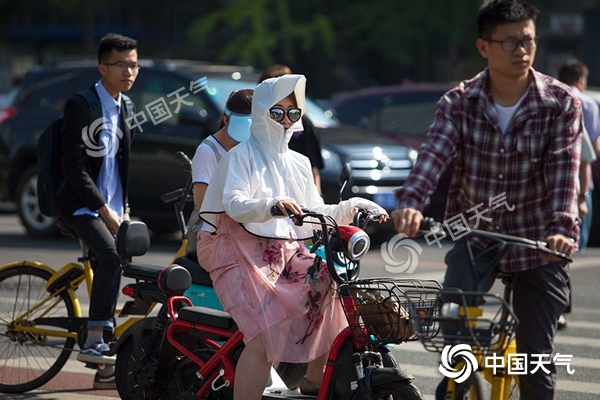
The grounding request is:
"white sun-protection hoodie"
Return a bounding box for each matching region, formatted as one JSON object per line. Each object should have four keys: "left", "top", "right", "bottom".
{"left": 199, "top": 74, "right": 386, "bottom": 240}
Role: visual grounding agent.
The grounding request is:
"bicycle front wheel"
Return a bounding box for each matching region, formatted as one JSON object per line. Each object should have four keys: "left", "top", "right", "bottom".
{"left": 0, "top": 264, "right": 77, "bottom": 393}
{"left": 435, "top": 372, "right": 485, "bottom": 400}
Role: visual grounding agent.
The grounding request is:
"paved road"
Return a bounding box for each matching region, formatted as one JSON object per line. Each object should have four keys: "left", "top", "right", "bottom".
{"left": 0, "top": 212, "right": 599, "bottom": 399}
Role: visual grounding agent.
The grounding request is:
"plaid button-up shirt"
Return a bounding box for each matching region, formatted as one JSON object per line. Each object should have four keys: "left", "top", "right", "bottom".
{"left": 395, "top": 68, "right": 583, "bottom": 272}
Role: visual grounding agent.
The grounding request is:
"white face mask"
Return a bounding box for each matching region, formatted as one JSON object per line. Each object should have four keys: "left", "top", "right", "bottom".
{"left": 224, "top": 107, "right": 252, "bottom": 143}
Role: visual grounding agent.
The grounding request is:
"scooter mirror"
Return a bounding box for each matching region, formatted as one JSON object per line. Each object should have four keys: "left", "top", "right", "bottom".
{"left": 338, "top": 163, "right": 352, "bottom": 203}
{"left": 339, "top": 163, "right": 352, "bottom": 187}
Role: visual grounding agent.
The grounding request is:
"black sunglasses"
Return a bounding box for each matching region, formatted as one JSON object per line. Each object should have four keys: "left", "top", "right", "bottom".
{"left": 269, "top": 107, "right": 302, "bottom": 123}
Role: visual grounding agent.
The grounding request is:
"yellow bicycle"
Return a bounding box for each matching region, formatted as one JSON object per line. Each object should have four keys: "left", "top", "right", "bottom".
{"left": 0, "top": 152, "right": 195, "bottom": 394}
{"left": 407, "top": 220, "right": 571, "bottom": 400}
{"left": 0, "top": 235, "right": 145, "bottom": 393}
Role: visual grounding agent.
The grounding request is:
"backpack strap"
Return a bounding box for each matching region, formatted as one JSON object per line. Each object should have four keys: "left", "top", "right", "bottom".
{"left": 77, "top": 88, "right": 102, "bottom": 123}
{"left": 201, "top": 137, "right": 222, "bottom": 163}
{"left": 121, "top": 94, "right": 134, "bottom": 139}
{"left": 77, "top": 89, "right": 134, "bottom": 133}
{"left": 121, "top": 94, "right": 134, "bottom": 119}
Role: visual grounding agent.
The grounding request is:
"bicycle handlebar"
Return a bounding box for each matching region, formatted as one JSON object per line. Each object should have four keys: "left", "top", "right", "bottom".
{"left": 161, "top": 188, "right": 186, "bottom": 204}
{"left": 419, "top": 217, "right": 572, "bottom": 263}
{"left": 268, "top": 207, "right": 383, "bottom": 284}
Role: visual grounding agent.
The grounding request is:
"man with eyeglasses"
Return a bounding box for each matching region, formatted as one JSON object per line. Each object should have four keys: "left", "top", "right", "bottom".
{"left": 57, "top": 33, "right": 139, "bottom": 389}
{"left": 393, "top": 0, "right": 581, "bottom": 398}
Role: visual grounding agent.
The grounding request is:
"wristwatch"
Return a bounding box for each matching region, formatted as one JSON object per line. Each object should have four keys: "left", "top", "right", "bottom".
{"left": 578, "top": 192, "right": 589, "bottom": 202}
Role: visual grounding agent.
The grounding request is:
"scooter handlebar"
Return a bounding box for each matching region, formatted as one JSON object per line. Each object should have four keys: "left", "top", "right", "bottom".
{"left": 175, "top": 151, "right": 192, "bottom": 173}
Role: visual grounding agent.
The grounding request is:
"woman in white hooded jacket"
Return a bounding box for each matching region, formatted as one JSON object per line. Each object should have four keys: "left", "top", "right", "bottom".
{"left": 198, "top": 74, "right": 388, "bottom": 399}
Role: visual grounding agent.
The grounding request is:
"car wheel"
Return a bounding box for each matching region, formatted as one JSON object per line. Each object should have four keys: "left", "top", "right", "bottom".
{"left": 16, "top": 166, "right": 60, "bottom": 237}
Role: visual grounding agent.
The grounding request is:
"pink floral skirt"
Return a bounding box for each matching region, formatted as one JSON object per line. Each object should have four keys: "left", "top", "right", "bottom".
{"left": 197, "top": 214, "right": 347, "bottom": 363}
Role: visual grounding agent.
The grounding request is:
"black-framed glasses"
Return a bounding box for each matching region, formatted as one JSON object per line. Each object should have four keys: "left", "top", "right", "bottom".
{"left": 269, "top": 107, "right": 301, "bottom": 122}
{"left": 484, "top": 36, "right": 538, "bottom": 52}
{"left": 103, "top": 61, "right": 140, "bottom": 71}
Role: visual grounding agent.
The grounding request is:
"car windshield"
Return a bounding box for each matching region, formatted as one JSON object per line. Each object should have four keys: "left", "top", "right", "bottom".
{"left": 205, "top": 77, "right": 338, "bottom": 129}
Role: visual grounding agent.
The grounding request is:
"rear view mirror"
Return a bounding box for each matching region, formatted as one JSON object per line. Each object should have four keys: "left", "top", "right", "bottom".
{"left": 338, "top": 163, "right": 351, "bottom": 202}
{"left": 339, "top": 163, "right": 352, "bottom": 187}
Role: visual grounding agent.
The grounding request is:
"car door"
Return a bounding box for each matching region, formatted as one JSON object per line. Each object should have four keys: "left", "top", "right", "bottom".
{"left": 11, "top": 71, "right": 80, "bottom": 160}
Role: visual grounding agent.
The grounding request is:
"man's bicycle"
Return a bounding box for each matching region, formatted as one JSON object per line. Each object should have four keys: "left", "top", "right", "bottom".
{"left": 0, "top": 151, "right": 206, "bottom": 394}
{"left": 406, "top": 219, "right": 571, "bottom": 400}
{"left": 0, "top": 223, "right": 149, "bottom": 393}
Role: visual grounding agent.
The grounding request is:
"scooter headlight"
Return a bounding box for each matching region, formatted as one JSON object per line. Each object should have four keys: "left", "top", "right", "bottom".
{"left": 338, "top": 225, "right": 370, "bottom": 261}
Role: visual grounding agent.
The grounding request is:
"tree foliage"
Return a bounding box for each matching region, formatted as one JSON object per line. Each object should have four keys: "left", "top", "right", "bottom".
{"left": 186, "top": 0, "right": 484, "bottom": 92}
{"left": 187, "top": 0, "right": 335, "bottom": 67}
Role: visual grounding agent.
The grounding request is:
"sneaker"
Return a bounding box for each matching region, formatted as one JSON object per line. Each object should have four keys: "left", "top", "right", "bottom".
{"left": 77, "top": 342, "right": 116, "bottom": 365}
{"left": 557, "top": 314, "right": 567, "bottom": 330}
{"left": 94, "top": 367, "right": 116, "bottom": 390}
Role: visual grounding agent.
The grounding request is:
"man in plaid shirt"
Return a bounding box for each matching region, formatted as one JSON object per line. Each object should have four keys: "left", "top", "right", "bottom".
{"left": 393, "top": 0, "right": 582, "bottom": 398}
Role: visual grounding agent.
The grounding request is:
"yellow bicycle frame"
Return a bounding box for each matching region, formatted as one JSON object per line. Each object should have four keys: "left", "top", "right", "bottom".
{"left": 444, "top": 305, "right": 519, "bottom": 400}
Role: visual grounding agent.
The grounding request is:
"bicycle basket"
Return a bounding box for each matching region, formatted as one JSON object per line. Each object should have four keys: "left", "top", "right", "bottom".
{"left": 339, "top": 279, "right": 441, "bottom": 345}
{"left": 407, "top": 288, "right": 518, "bottom": 356}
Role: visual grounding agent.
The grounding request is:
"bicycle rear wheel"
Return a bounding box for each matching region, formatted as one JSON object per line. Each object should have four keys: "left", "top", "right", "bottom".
{"left": 0, "top": 264, "right": 77, "bottom": 393}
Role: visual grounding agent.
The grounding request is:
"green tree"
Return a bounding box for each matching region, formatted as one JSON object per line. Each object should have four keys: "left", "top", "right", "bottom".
{"left": 342, "top": 0, "right": 482, "bottom": 82}
{"left": 186, "top": 0, "right": 484, "bottom": 94}
{"left": 187, "top": 0, "right": 335, "bottom": 67}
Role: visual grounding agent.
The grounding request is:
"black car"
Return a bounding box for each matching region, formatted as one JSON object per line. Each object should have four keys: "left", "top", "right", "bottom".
{"left": 0, "top": 59, "right": 415, "bottom": 237}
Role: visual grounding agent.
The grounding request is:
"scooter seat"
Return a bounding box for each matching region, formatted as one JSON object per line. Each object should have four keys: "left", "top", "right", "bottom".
{"left": 178, "top": 306, "right": 236, "bottom": 331}
{"left": 173, "top": 256, "right": 213, "bottom": 287}
{"left": 122, "top": 263, "right": 166, "bottom": 282}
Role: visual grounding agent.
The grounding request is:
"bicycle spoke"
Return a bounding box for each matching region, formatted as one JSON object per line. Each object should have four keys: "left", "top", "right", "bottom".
{"left": 0, "top": 265, "right": 76, "bottom": 393}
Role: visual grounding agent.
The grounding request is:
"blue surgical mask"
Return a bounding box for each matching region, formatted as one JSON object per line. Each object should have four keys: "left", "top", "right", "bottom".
{"left": 224, "top": 107, "right": 252, "bottom": 143}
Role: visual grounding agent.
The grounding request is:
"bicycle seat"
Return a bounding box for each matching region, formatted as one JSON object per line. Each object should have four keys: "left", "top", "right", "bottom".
{"left": 173, "top": 256, "right": 213, "bottom": 287}
{"left": 122, "top": 262, "right": 169, "bottom": 282}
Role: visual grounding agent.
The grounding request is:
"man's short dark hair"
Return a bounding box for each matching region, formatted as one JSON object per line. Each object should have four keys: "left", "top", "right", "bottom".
{"left": 477, "top": 0, "right": 539, "bottom": 39}
{"left": 558, "top": 59, "right": 589, "bottom": 86}
{"left": 98, "top": 33, "right": 138, "bottom": 64}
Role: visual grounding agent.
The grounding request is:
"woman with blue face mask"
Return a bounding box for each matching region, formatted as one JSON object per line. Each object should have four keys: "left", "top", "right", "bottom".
{"left": 186, "top": 89, "right": 253, "bottom": 257}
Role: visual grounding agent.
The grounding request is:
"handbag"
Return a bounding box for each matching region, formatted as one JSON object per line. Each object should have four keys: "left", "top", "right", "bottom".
{"left": 354, "top": 288, "right": 413, "bottom": 343}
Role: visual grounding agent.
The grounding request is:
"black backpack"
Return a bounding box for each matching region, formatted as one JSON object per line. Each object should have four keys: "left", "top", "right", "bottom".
{"left": 37, "top": 89, "right": 133, "bottom": 217}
